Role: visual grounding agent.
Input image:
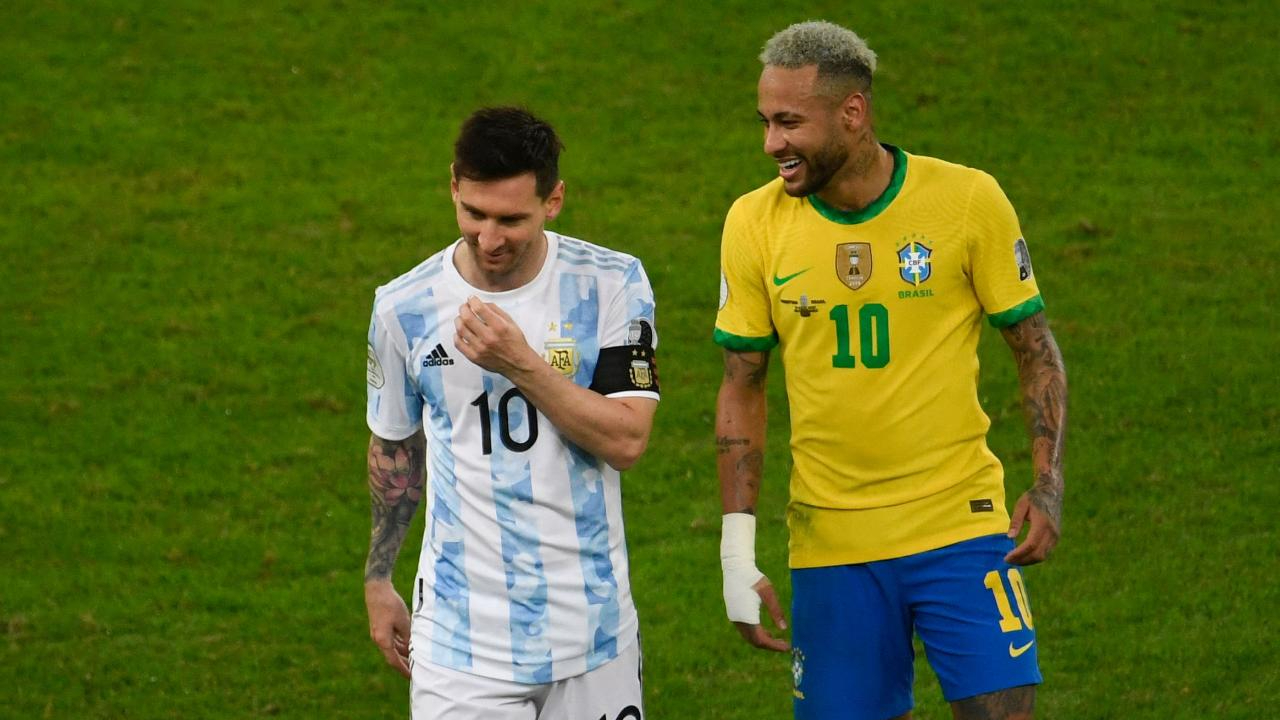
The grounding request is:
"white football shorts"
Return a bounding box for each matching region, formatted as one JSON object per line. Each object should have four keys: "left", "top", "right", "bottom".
{"left": 410, "top": 637, "right": 643, "bottom": 720}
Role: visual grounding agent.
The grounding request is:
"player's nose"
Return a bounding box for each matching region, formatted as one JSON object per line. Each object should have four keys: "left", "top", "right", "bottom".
{"left": 476, "top": 222, "right": 504, "bottom": 251}
{"left": 763, "top": 124, "right": 786, "bottom": 156}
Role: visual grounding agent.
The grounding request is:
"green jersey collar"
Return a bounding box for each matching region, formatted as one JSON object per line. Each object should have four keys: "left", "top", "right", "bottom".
{"left": 807, "top": 144, "right": 907, "bottom": 225}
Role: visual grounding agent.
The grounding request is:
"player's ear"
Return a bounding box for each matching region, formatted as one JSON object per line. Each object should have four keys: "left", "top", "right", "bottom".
{"left": 841, "top": 92, "right": 869, "bottom": 131}
{"left": 449, "top": 163, "right": 460, "bottom": 202}
{"left": 543, "top": 180, "right": 565, "bottom": 221}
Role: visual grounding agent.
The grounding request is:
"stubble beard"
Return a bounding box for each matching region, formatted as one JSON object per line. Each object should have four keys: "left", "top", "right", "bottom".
{"left": 785, "top": 137, "right": 849, "bottom": 198}
{"left": 786, "top": 129, "right": 881, "bottom": 199}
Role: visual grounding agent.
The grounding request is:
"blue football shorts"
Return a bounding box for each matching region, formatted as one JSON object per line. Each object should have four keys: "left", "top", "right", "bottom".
{"left": 790, "top": 534, "right": 1041, "bottom": 720}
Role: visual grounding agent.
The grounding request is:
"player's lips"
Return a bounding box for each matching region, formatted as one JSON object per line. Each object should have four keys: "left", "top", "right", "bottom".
{"left": 777, "top": 157, "right": 803, "bottom": 181}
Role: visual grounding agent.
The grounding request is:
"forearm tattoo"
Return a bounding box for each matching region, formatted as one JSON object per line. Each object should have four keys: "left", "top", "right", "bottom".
{"left": 718, "top": 440, "right": 763, "bottom": 515}
{"left": 364, "top": 433, "right": 426, "bottom": 581}
{"left": 722, "top": 350, "right": 768, "bottom": 389}
{"left": 719, "top": 350, "right": 769, "bottom": 514}
{"left": 716, "top": 436, "right": 750, "bottom": 455}
{"left": 1003, "top": 313, "right": 1068, "bottom": 529}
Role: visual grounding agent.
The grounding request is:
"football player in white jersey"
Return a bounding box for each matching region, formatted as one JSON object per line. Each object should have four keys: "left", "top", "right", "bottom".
{"left": 363, "top": 107, "right": 658, "bottom": 720}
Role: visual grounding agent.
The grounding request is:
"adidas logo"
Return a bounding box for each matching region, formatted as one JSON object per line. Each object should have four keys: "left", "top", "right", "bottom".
{"left": 422, "top": 344, "right": 455, "bottom": 367}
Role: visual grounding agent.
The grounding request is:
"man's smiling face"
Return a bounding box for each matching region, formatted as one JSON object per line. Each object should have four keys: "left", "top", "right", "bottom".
{"left": 757, "top": 64, "right": 850, "bottom": 198}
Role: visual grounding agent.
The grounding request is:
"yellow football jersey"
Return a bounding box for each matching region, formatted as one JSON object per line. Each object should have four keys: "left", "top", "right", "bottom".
{"left": 715, "top": 146, "right": 1043, "bottom": 568}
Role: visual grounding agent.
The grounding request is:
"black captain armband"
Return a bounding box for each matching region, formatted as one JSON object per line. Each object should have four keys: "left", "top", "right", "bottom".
{"left": 589, "top": 319, "right": 660, "bottom": 396}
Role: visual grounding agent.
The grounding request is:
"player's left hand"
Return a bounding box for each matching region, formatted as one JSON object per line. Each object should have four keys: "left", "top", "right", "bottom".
{"left": 454, "top": 297, "right": 538, "bottom": 375}
{"left": 365, "top": 580, "right": 412, "bottom": 679}
{"left": 1005, "top": 488, "right": 1061, "bottom": 565}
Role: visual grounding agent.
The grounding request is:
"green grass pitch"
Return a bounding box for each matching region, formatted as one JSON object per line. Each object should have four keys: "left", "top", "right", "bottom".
{"left": 1, "top": 1, "right": 1276, "bottom": 718}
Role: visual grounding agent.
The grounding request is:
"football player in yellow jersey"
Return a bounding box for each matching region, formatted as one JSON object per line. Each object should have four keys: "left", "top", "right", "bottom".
{"left": 715, "top": 21, "right": 1068, "bottom": 720}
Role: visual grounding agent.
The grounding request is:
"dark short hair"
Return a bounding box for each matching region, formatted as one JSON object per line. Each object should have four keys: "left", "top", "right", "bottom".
{"left": 453, "top": 107, "right": 563, "bottom": 198}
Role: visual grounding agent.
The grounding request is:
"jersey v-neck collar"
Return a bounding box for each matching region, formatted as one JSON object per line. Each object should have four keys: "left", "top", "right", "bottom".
{"left": 806, "top": 144, "right": 907, "bottom": 225}
{"left": 443, "top": 231, "right": 560, "bottom": 301}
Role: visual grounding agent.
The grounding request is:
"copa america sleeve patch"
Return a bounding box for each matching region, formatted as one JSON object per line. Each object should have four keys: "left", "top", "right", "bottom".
{"left": 589, "top": 319, "right": 660, "bottom": 396}
{"left": 367, "top": 344, "right": 385, "bottom": 389}
{"left": 1014, "top": 238, "right": 1033, "bottom": 281}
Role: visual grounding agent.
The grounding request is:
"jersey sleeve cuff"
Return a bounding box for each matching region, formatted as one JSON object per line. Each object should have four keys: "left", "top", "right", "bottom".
{"left": 366, "top": 417, "right": 423, "bottom": 442}
{"left": 986, "top": 295, "right": 1045, "bottom": 328}
{"left": 605, "top": 390, "right": 660, "bottom": 401}
{"left": 713, "top": 327, "right": 779, "bottom": 351}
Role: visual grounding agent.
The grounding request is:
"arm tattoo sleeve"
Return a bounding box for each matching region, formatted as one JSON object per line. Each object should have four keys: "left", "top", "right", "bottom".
{"left": 717, "top": 350, "right": 769, "bottom": 514}
{"left": 1002, "top": 313, "right": 1068, "bottom": 528}
{"left": 722, "top": 350, "right": 769, "bottom": 389}
{"left": 364, "top": 432, "right": 427, "bottom": 582}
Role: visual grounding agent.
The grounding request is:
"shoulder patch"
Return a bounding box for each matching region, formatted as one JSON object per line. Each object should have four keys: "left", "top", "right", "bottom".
{"left": 627, "top": 318, "right": 654, "bottom": 348}
{"left": 1014, "top": 238, "right": 1033, "bottom": 281}
{"left": 366, "top": 344, "right": 385, "bottom": 389}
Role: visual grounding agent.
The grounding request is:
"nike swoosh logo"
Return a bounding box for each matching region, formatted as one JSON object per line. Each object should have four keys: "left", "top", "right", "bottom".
{"left": 772, "top": 268, "right": 810, "bottom": 286}
{"left": 1008, "top": 640, "right": 1035, "bottom": 658}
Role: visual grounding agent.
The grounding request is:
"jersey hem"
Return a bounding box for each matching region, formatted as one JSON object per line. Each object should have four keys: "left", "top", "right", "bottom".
{"left": 713, "top": 327, "right": 779, "bottom": 351}
{"left": 789, "top": 525, "right": 1009, "bottom": 568}
{"left": 986, "top": 295, "right": 1044, "bottom": 328}
{"left": 411, "top": 621, "right": 640, "bottom": 685}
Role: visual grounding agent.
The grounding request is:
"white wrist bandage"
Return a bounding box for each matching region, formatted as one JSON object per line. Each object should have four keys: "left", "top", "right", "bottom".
{"left": 720, "top": 512, "right": 765, "bottom": 625}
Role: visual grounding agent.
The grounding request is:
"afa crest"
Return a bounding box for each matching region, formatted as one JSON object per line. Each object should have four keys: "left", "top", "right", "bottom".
{"left": 544, "top": 337, "right": 579, "bottom": 378}
{"left": 628, "top": 357, "right": 654, "bottom": 388}
{"left": 897, "top": 238, "right": 933, "bottom": 286}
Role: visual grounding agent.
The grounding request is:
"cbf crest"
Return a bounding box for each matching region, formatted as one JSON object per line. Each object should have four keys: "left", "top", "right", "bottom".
{"left": 835, "top": 242, "right": 872, "bottom": 290}
{"left": 544, "top": 337, "right": 579, "bottom": 378}
{"left": 897, "top": 237, "right": 933, "bottom": 286}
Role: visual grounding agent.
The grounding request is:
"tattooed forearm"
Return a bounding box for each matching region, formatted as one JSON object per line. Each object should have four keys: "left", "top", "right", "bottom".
{"left": 720, "top": 447, "right": 762, "bottom": 515}
{"left": 365, "top": 432, "right": 427, "bottom": 582}
{"left": 722, "top": 349, "right": 769, "bottom": 389}
{"left": 735, "top": 449, "right": 763, "bottom": 478}
{"left": 1002, "top": 313, "right": 1067, "bottom": 528}
{"left": 717, "top": 349, "right": 769, "bottom": 515}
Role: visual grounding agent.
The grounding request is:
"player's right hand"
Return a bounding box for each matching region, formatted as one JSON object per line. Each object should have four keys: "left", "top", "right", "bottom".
{"left": 365, "top": 580, "right": 412, "bottom": 678}
{"left": 730, "top": 576, "right": 791, "bottom": 653}
{"left": 721, "top": 513, "right": 790, "bottom": 652}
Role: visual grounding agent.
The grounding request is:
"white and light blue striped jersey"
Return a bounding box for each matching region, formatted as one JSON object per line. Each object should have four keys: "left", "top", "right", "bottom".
{"left": 366, "top": 231, "right": 660, "bottom": 684}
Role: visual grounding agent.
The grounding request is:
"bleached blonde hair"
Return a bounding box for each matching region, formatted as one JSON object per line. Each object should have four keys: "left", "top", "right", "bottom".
{"left": 760, "top": 21, "right": 877, "bottom": 98}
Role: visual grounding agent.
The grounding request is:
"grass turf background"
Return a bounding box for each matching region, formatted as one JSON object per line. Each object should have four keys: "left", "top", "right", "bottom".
{"left": 2, "top": 1, "right": 1277, "bottom": 717}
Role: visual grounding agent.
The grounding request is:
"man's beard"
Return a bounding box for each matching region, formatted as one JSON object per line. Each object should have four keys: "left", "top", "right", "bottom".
{"left": 784, "top": 139, "right": 849, "bottom": 197}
